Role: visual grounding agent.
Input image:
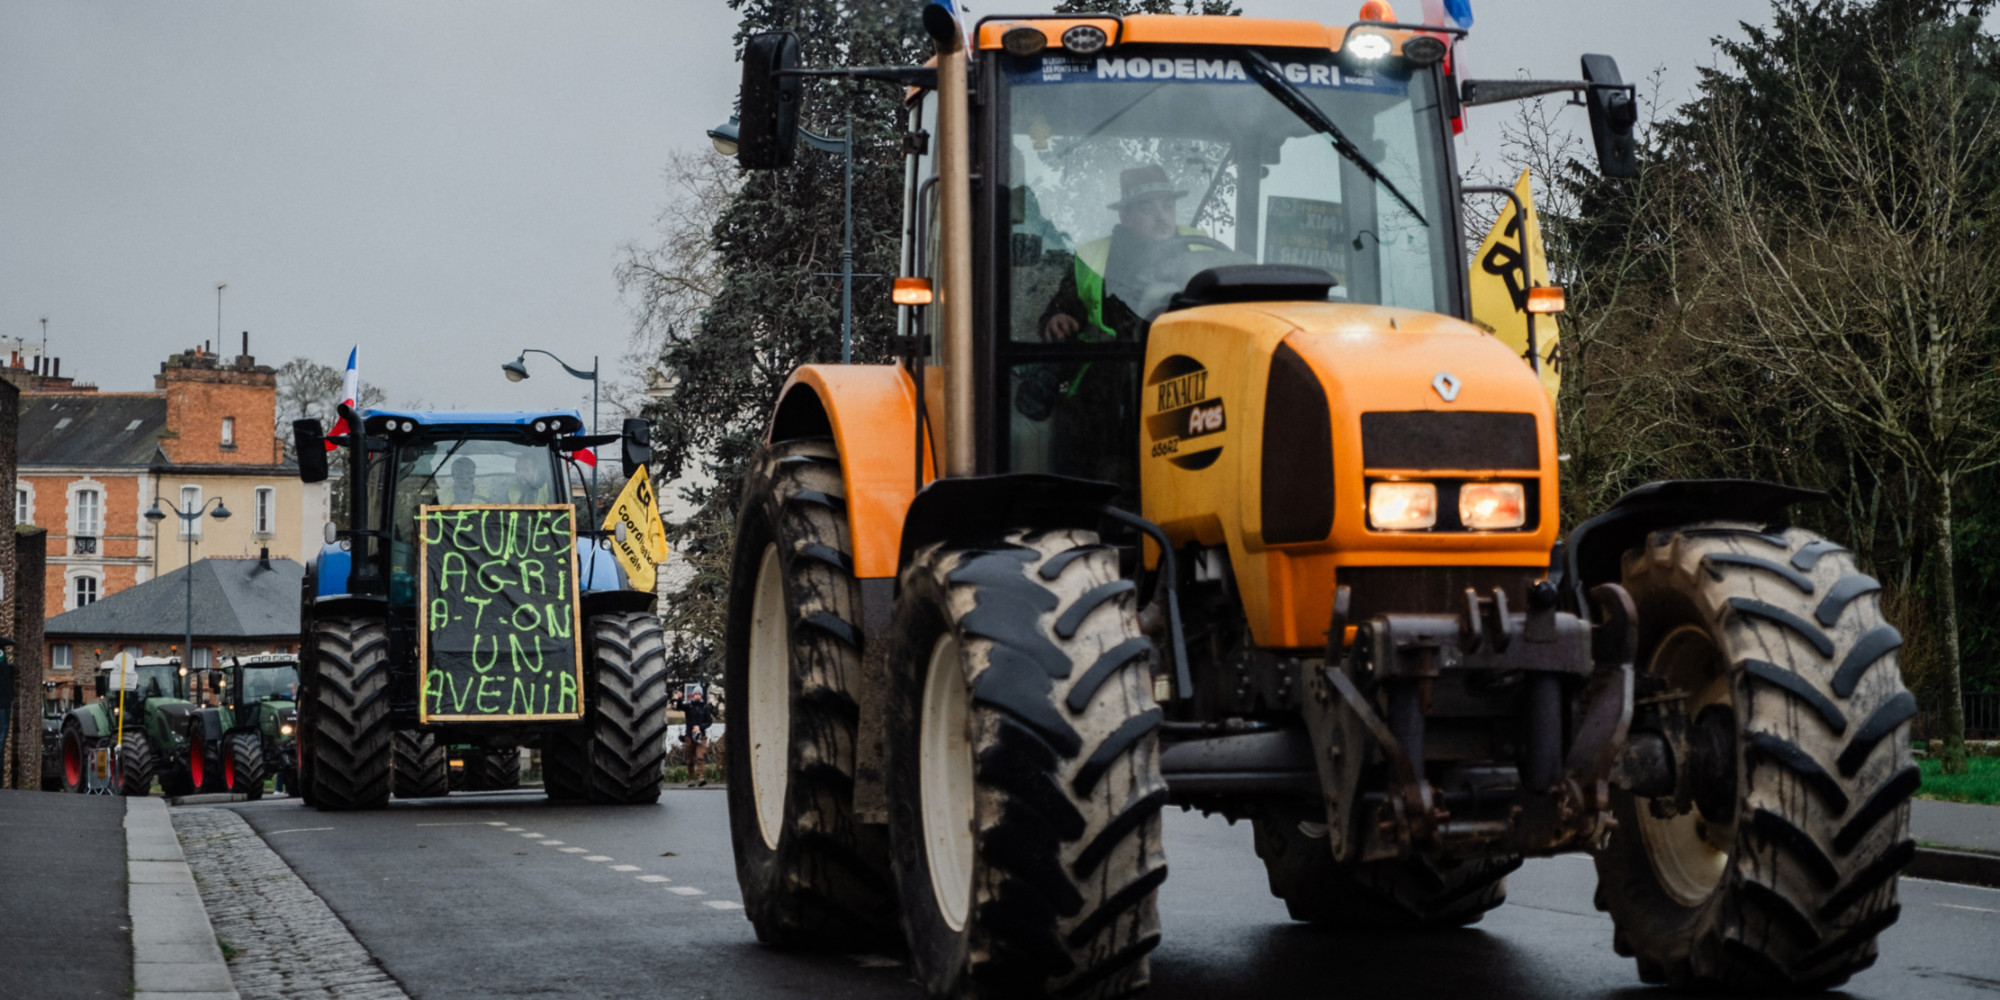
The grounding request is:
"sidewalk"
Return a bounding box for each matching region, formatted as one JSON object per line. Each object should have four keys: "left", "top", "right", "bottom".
{"left": 0, "top": 790, "right": 129, "bottom": 1000}
{"left": 1912, "top": 798, "right": 2000, "bottom": 854}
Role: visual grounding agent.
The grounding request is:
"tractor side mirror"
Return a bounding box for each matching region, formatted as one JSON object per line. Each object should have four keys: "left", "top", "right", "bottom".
{"left": 737, "top": 31, "right": 802, "bottom": 170}
{"left": 294, "top": 419, "right": 329, "bottom": 483}
{"left": 1582, "top": 54, "right": 1639, "bottom": 179}
{"left": 620, "top": 418, "right": 651, "bottom": 478}
{"left": 208, "top": 669, "right": 223, "bottom": 692}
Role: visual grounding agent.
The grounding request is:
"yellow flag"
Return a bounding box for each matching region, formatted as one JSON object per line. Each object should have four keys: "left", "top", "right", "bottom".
{"left": 1469, "top": 169, "right": 1561, "bottom": 401}
{"left": 600, "top": 465, "right": 671, "bottom": 593}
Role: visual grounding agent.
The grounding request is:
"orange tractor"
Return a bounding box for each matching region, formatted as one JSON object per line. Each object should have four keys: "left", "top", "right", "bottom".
{"left": 717, "top": 5, "right": 1914, "bottom": 996}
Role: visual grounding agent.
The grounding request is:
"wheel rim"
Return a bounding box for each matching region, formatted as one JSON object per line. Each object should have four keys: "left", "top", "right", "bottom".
{"left": 748, "top": 543, "right": 792, "bottom": 851}
{"left": 224, "top": 741, "right": 237, "bottom": 790}
{"left": 191, "top": 733, "right": 206, "bottom": 788}
{"left": 63, "top": 736, "right": 81, "bottom": 787}
{"left": 919, "top": 632, "right": 974, "bottom": 933}
{"left": 1636, "top": 624, "right": 1734, "bottom": 906}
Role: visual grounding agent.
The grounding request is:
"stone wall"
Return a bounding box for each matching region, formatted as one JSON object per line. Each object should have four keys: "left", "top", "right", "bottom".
{"left": 8, "top": 527, "right": 44, "bottom": 789}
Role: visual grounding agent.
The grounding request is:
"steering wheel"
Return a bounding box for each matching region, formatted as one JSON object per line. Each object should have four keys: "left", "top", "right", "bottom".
{"left": 1129, "top": 235, "right": 1256, "bottom": 318}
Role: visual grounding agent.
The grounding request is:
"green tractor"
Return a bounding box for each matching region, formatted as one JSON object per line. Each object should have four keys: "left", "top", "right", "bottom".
{"left": 57, "top": 654, "right": 199, "bottom": 796}
{"left": 189, "top": 653, "right": 301, "bottom": 800}
{"left": 40, "top": 694, "right": 73, "bottom": 791}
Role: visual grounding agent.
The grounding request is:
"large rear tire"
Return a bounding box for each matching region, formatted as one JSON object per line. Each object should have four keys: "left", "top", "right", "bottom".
{"left": 120, "top": 733, "right": 159, "bottom": 797}
{"left": 392, "top": 731, "right": 450, "bottom": 799}
{"left": 1252, "top": 807, "right": 1517, "bottom": 928}
{"left": 227, "top": 732, "right": 267, "bottom": 801}
{"left": 1594, "top": 524, "right": 1914, "bottom": 990}
{"left": 582, "top": 612, "right": 671, "bottom": 804}
{"left": 723, "top": 438, "right": 896, "bottom": 949}
{"left": 308, "top": 616, "right": 392, "bottom": 811}
{"left": 887, "top": 529, "right": 1167, "bottom": 1000}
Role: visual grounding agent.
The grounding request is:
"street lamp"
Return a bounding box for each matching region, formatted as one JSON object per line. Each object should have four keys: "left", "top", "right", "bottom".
{"left": 502, "top": 348, "right": 600, "bottom": 499}
{"left": 708, "top": 111, "right": 862, "bottom": 363}
{"left": 146, "top": 496, "right": 231, "bottom": 701}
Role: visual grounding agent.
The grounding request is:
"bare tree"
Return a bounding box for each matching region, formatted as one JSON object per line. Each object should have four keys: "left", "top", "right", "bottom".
{"left": 1681, "top": 38, "right": 2000, "bottom": 772}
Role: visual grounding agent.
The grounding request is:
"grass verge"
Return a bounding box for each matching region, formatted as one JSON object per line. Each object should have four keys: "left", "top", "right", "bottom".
{"left": 1917, "top": 756, "right": 2000, "bottom": 805}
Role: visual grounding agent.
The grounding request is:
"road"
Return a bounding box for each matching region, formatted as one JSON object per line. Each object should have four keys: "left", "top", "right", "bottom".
{"left": 221, "top": 789, "right": 2000, "bottom": 1000}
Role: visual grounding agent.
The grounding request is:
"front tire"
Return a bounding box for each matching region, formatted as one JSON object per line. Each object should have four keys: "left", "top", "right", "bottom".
{"left": 1595, "top": 525, "right": 1915, "bottom": 990}
{"left": 309, "top": 616, "right": 392, "bottom": 811}
{"left": 61, "top": 720, "right": 90, "bottom": 793}
{"left": 189, "top": 728, "right": 224, "bottom": 793}
{"left": 120, "top": 733, "right": 159, "bottom": 797}
{"left": 723, "top": 438, "right": 895, "bottom": 948}
{"left": 473, "top": 746, "right": 521, "bottom": 790}
{"left": 887, "top": 530, "right": 1167, "bottom": 1000}
{"left": 582, "top": 612, "right": 671, "bottom": 804}
{"left": 227, "top": 732, "right": 267, "bottom": 801}
{"left": 392, "top": 731, "right": 450, "bottom": 799}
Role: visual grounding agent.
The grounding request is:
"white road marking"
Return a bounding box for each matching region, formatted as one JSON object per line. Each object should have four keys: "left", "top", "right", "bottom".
{"left": 541, "top": 840, "right": 565, "bottom": 846}
{"left": 417, "top": 822, "right": 484, "bottom": 827}
{"left": 668, "top": 886, "right": 705, "bottom": 896}
{"left": 584, "top": 856, "right": 613, "bottom": 862}
{"left": 502, "top": 827, "right": 525, "bottom": 832}
{"left": 1938, "top": 903, "right": 1997, "bottom": 914}
{"left": 484, "top": 821, "right": 509, "bottom": 827}
{"left": 560, "top": 847, "right": 587, "bottom": 854}
{"left": 266, "top": 828, "right": 335, "bottom": 835}
{"left": 636, "top": 875, "right": 671, "bottom": 883}
{"left": 520, "top": 832, "right": 545, "bottom": 838}
{"left": 610, "top": 864, "right": 640, "bottom": 872}
{"left": 704, "top": 901, "right": 743, "bottom": 910}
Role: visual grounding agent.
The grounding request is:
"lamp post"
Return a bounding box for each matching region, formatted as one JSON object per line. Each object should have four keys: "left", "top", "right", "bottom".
{"left": 503, "top": 349, "right": 599, "bottom": 500}
{"left": 146, "top": 496, "right": 231, "bottom": 701}
{"left": 709, "top": 112, "right": 860, "bottom": 363}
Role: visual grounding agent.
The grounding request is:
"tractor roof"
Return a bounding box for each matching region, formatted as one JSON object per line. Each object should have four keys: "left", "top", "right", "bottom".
{"left": 366, "top": 408, "right": 585, "bottom": 429}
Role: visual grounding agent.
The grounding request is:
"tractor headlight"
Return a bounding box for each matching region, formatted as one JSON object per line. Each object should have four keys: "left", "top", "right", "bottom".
{"left": 280, "top": 724, "right": 294, "bottom": 736}
{"left": 1459, "top": 482, "right": 1527, "bottom": 530}
{"left": 1368, "top": 481, "right": 1437, "bottom": 531}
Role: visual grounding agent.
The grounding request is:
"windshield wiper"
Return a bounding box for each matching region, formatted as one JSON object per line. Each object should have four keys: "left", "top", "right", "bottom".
{"left": 1239, "top": 49, "right": 1428, "bottom": 227}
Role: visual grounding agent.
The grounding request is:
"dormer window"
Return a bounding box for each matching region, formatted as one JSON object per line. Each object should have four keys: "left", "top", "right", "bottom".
{"left": 221, "top": 416, "right": 236, "bottom": 448}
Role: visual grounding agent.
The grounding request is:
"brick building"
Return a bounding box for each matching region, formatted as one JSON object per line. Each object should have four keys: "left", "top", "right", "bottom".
{"left": 15, "top": 339, "right": 330, "bottom": 617}
{"left": 43, "top": 554, "right": 303, "bottom": 707}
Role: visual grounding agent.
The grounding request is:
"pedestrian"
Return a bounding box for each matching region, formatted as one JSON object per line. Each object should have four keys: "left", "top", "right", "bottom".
{"left": 681, "top": 688, "right": 713, "bottom": 787}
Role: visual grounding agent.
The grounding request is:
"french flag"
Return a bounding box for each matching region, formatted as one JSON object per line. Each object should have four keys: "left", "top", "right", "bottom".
{"left": 325, "top": 347, "right": 359, "bottom": 451}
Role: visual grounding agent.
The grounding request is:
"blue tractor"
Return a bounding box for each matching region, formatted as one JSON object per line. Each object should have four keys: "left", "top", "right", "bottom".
{"left": 291, "top": 406, "right": 667, "bottom": 810}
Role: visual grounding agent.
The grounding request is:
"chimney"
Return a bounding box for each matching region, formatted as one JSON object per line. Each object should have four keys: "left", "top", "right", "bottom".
{"left": 53, "top": 358, "right": 60, "bottom": 379}
{"left": 258, "top": 546, "right": 272, "bottom": 570}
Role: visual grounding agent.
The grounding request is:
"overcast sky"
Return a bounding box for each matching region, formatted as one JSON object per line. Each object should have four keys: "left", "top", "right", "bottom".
{"left": 0, "top": 1, "right": 1767, "bottom": 421}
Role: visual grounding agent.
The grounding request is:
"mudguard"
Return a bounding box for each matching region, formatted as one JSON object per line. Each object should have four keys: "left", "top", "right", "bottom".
{"left": 194, "top": 708, "right": 225, "bottom": 742}
{"left": 899, "top": 473, "right": 1121, "bottom": 566}
{"left": 767, "top": 364, "right": 935, "bottom": 579}
{"left": 1559, "top": 479, "right": 1825, "bottom": 614}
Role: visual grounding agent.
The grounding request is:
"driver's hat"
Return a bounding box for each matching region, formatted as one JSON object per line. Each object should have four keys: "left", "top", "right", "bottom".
{"left": 1108, "top": 165, "right": 1187, "bottom": 210}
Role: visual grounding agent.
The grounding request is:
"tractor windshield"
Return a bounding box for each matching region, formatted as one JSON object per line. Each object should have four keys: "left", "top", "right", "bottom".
{"left": 113, "top": 664, "right": 180, "bottom": 700}
{"left": 995, "top": 43, "right": 1452, "bottom": 484}
{"left": 386, "top": 436, "right": 562, "bottom": 600}
{"left": 238, "top": 665, "right": 299, "bottom": 703}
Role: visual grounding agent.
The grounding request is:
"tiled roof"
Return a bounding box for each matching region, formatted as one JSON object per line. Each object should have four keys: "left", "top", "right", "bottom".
{"left": 20, "top": 394, "right": 167, "bottom": 467}
{"left": 45, "top": 557, "right": 302, "bottom": 639}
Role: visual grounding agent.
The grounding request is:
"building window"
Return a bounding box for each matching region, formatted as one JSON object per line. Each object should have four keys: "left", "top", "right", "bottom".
{"left": 192, "top": 647, "right": 212, "bottom": 671}
{"left": 74, "top": 576, "right": 97, "bottom": 608}
{"left": 74, "top": 488, "right": 101, "bottom": 537}
{"left": 52, "top": 644, "right": 71, "bottom": 671}
{"left": 255, "top": 487, "right": 275, "bottom": 537}
{"left": 15, "top": 487, "right": 27, "bottom": 525}
{"left": 221, "top": 416, "right": 236, "bottom": 447}
{"left": 180, "top": 485, "right": 202, "bottom": 540}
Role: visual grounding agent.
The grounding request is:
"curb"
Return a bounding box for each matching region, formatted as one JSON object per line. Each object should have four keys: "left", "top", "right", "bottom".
{"left": 126, "top": 798, "right": 241, "bottom": 1000}
{"left": 1910, "top": 846, "right": 2000, "bottom": 888}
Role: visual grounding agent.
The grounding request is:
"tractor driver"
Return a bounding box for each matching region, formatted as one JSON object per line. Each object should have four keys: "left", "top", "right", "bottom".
{"left": 1020, "top": 163, "right": 1217, "bottom": 488}
{"left": 440, "top": 457, "right": 481, "bottom": 505}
